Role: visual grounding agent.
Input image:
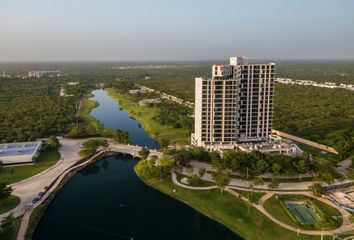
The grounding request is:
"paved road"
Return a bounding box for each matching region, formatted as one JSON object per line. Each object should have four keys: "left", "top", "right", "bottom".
{"left": 272, "top": 130, "right": 339, "bottom": 154}
{"left": 0, "top": 138, "right": 86, "bottom": 221}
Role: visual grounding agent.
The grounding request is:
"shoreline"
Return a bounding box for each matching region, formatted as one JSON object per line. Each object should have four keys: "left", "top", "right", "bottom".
{"left": 20, "top": 150, "right": 132, "bottom": 239}
{"left": 105, "top": 88, "right": 191, "bottom": 145}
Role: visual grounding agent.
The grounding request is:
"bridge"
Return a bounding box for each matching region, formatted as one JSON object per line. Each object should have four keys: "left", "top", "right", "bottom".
{"left": 107, "top": 142, "right": 163, "bottom": 158}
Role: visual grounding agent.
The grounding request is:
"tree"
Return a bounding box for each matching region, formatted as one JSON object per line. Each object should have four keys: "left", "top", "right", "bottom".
{"left": 198, "top": 167, "right": 206, "bottom": 177}
{"left": 189, "top": 174, "right": 202, "bottom": 185}
{"left": 253, "top": 177, "right": 264, "bottom": 186}
{"left": 174, "top": 149, "right": 192, "bottom": 166}
{"left": 310, "top": 183, "right": 325, "bottom": 196}
{"left": 296, "top": 159, "right": 309, "bottom": 174}
{"left": 320, "top": 173, "right": 334, "bottom": 184}
{"left": 212, "top": 170, "right": 230, "bottom": 194}
{"left": 256, "top": 159, "right": 268, "bottom": 175}
{"left": 0, "top": 183, "right": 12, "bottom": 200}
{"left": 0, "top": 160, "right": 3, "bottom": 172}
{"left": 139, "top": 147, "right": 150, "bottom": 160}
{"left": 47, "top": 136, "right": 61, "bottom": 149}
{"left": 271, "top": 163, "right": 282, "bottom": 175}
{"left": 160, "top": 138, "right": 170, "bottom": 151}
{"left": 268, "top": 178, "right": 279, "bottom": 189}
{"left": 0, "top": 214, "right": 15, "bottom": 240}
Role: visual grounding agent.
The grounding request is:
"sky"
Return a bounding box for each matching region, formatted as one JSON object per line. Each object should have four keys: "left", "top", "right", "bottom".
{"left": 0, "top": 0, "right": 354, "bottom": 61}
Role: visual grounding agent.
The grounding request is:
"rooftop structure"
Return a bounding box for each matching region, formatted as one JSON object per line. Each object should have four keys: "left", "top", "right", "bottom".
{"left": 0, "top": 141, "right": 42, "bottom": 165}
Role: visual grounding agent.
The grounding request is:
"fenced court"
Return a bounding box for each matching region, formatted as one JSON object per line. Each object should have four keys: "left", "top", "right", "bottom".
{"left": 284, "top": 200, "right": 318, "bottom": 225}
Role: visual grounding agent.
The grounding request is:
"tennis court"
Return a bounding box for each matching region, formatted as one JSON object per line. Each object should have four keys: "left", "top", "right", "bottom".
{"left": 284, "top": 200, "right": 318, "bottom": 225}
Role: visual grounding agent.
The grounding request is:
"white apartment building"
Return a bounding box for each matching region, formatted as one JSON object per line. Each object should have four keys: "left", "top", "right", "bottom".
{"left": 192, "top": 56, "right": 275, "bottom": 150}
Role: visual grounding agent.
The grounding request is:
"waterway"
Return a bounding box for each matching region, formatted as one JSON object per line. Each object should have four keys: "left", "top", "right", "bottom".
{"left": 33, "top": 89, "right": 243, "bottom": 240}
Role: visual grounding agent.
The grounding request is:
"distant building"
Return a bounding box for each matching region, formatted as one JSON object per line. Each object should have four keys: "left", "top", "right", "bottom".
{"left": 138, "top": 98, "right": 161, "bottom": 106}
{"left": 28, "top": 70, "right": 60, "bottom": 78}
{"left": 68, "top": 82, "right": 79, "bottom": 86}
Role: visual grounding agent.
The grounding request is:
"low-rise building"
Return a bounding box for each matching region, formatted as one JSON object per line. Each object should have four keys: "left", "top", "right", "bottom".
{"left": 138, "top": 98, "right": 161, "bottom": 106}
{"left": 0, "top": 141, "right": 42, "bottom": 165}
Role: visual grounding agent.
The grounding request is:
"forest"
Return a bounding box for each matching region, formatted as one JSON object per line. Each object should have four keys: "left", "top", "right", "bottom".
{"left": 0, "top": 61, "right": 353, "bottom": 157}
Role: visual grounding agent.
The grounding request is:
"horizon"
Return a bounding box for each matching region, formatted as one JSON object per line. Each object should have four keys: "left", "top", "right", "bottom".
{"left": 1, "top": 0, "right": 354, "bottom": 61}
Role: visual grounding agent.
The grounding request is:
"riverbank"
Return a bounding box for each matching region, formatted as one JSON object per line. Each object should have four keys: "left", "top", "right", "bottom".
{"left": 80, "top": 96, "right": 102, "bottom": 133}
{"left": 134, "top": 161, "right": 330, "bottom": 240}
{"left": 106, "top": 88, "right": 190, "bottom": 145}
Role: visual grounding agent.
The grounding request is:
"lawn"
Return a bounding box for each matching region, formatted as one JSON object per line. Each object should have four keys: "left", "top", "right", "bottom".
{"left": 233, "top": 189, "right": 266, "bottom": 204}
{"left": 0, "top": 148, "right": 60, "bottom": 184}
{"left": 0, "top": 196, "right": 20, "bottom": 214}
{"left": 80, "top": 96, "right": 102, "bottom": 133}
{"left": 263, "top": 194, "right": 342, "bottom": 230}
{"left": 106, "top": 88, "right": 191, "bottom": 144}
{"left": 135, "top": 160, "right": 331, "bottom": 240}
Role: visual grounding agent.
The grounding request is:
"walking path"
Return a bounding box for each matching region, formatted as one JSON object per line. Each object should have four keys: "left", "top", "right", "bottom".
{"left": 171, "top": 171, "right": 354, "bottom": 237}
{"left": 188, "top": 161, "right": 354, "bottom": 191}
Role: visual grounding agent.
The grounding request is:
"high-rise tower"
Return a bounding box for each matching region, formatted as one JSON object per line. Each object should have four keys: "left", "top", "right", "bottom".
{"left": 192, "top": 57, "right": 275, "bottom": 150}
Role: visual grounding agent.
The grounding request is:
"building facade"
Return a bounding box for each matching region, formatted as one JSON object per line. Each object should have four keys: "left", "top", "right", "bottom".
{"left": 192, "top": 57, "right": 275, "bottom": 150}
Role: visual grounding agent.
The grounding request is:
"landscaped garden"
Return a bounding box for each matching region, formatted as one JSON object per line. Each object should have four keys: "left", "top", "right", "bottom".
{"left": 135, "top": 160, "right": 332, "bottom": 240}
{"left": 263, "top": 194, "right": 342, "bottom": 230}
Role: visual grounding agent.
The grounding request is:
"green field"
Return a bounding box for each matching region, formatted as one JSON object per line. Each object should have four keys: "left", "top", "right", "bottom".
{"left": 0, "top": 196, "right": 20, "bottom": 215}
{"left": 106, "top": 88, "right": 191, "bottom": 144}
{"left": 0, "top": 148, "right": 60, "bottom": 184}
{"left": 135, "top": 161, "right": 331, "bottom": 240}
{"left": 233, "top": 189, "right": 266, "bottom": 204}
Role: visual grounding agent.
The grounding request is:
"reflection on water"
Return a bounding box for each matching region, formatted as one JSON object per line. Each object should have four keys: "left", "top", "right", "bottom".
{"left": 33, "top": 89, "right": 243, "bottom": 240}
{"left": 33, "top": 155, "right": 243, "bottom": 240}
{"left": 80, "top": 164, "right": 100, "bottom": 176}
{"left": 90, "top": 89, "right": 160, "bottom": 149}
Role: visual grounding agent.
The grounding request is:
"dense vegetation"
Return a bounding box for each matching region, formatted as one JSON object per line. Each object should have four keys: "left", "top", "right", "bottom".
{"left": 171, "top": 147, "right": 341, "bottom": 182}
{"left": 136, "top": 61, "right": 354, "bottom": 156}
{"left": 107, "top": 87, "right": 191, "bottom": 144}
{"left": 153, "top": 101, "right": 193, "bottom": 130}
{"left": 274, "top": 84, "right": 354, "bottom": 158}
{"left": 276, "top": 60, "right": 354, "bottom": 84}
{"left": 1, "top": 61, "right": 353, "bottom": 156}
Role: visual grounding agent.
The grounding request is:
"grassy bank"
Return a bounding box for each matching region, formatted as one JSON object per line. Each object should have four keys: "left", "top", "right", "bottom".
{"left": 0, "top": 196, "right": 20, "bottom": 214}
{"left": 0, "top": 148, "right": 60, "bottom": 184}
{"left": 80, "top": 96, "right": 102, "bottom": 133}
{"left": 134, "top": 160, "right": 330, "bottom": 240}
{"left": 106, "top": 88, "right": 190, "bottom": 144}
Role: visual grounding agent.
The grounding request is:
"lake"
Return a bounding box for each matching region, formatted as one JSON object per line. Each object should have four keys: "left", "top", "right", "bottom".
{"left": 32, "top": 89, "right": 243, "bottom": 240}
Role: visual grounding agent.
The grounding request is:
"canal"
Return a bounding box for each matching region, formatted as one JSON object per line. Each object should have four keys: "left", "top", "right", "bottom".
{"left": 32, "top": 89, "right": 243, "bottom": 240}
